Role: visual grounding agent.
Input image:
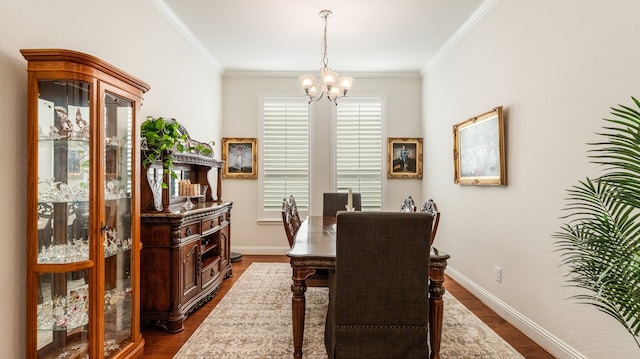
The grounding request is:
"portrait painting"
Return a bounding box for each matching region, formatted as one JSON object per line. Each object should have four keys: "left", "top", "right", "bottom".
{"left": 387, "top": 137, "right": 423, "bottom": 179}
{"left": 222, "top": 138, "right": 257, "bottom": 179}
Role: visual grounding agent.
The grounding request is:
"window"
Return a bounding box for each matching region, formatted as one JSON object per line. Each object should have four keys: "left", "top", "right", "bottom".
{"left": 260, "top": 97, "right": 310, "bottom": 219}
{"left": 335, "top": 97, "right": 384, "bottom": 211}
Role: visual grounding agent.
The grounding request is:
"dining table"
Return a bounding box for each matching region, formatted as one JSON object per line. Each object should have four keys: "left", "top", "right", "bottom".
{"left": 286, "top": 215, "right": 450, "bottom": 359}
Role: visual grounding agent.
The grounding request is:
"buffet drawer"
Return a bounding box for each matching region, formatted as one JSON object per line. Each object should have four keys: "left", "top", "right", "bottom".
{"left": 202, "top": 216, "right": 219, "bottom": 233}
{"left": 180, "top": 221, "right": 201, "bottom": 239}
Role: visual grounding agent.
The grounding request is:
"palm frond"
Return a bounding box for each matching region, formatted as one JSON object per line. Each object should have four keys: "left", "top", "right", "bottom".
{"left": 554, "top": 97, "right": 640, "bottom": 349}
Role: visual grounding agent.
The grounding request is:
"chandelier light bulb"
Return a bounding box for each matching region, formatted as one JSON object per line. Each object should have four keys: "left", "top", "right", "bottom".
{"left": 299, "top": 75, "right": 315, "bottom": 90}
{"left": 308, "top": 85, "right": 319, "bottom": 97}
{"left": 321, "top": 69, "right": 337, "bottom": 85}
{"left": 328, "top": 86, "right": 340, "bottom": 98}
{"left": 338, "top": 77, "right": 353, "bottom": 89}
{"left": 338, "top": 76, "right": 353, "bottom": 97}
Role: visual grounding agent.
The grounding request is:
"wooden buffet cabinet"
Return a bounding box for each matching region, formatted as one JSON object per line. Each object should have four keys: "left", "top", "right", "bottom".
{"left": 139, "top": 134, "right": 233, "bottom": 333}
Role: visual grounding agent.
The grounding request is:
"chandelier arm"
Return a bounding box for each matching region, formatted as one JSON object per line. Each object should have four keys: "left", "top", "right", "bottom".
{"left": 306, "top": 89, "right": 326, "bottom": 104}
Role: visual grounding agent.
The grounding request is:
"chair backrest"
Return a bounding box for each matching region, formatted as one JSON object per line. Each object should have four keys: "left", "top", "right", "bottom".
{"left": 419, "top": 198, "right": 440, "bottom": 245}
{"left": 323, "top": 192, "right": 362, "bottom": 217}
{"left": 325, "top": 211, "right": 432, "bottom": 358}
{"left": 281, "top": 195, "right": 301, "bottom": 247}
{"left": 288, "top": 195, "right": 302, "bottom": 225}
{"left": 400, "top": 195, "right": 417, "bottom": 212}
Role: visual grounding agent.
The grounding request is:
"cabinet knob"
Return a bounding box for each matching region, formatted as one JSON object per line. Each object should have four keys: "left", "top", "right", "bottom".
{"left": 186, "top": 227, "right": 192, "bottom": 236}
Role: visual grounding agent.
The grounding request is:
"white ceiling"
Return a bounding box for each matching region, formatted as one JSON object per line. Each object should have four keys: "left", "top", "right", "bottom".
{"left": 160, "top": 0, "right": 485, "bottom": 73}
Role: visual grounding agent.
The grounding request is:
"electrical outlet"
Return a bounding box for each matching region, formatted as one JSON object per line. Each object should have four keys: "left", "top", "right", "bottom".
{"left": 494, "top": 266, "right": 502, "bottom": 283}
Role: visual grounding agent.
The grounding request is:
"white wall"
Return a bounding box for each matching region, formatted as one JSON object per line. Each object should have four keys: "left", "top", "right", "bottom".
{"left": 5, "top": 1, "right": 639, "bottom": 357}
{"left": 0, "top": 1, "right": 222, "bottom": 357}
{"left": 223, "top": 73, "right": 423, "bottom": 253}
{"left": 423, "top": 0, "right": 640, "bottom": 357}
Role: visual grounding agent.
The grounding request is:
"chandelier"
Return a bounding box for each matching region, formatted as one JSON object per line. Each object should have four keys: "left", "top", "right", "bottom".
{"left": 299, "top": 10, "right": 353, "bottom": 104}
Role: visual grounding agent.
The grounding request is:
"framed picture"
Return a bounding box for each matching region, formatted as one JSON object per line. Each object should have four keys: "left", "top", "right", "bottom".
{"left": 68, "top": 149, "right": 86, "bottom": 177}
{"left": 388, "top": 137, "right": 423, "bottom": 179}
{"left": 453, "top": 106, "right": 506, "bottom": 186}
{"left": 222, "top": 137, "right": 257, "bottom": 179}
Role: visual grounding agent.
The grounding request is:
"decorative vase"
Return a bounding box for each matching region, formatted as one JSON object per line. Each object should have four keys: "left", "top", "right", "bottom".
{"left": 146, "top": 167, "right": 164, "bottom": 211}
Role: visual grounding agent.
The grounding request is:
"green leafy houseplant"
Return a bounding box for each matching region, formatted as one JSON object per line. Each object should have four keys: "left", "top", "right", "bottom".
{"left": 141, "top": 116, "right": 214, "bottom": 188}
{"left": 554, "top": 97, "right": 640, "bottom": 349}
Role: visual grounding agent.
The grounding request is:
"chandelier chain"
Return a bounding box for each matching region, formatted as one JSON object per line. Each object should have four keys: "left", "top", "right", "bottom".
{"left": 322, "top": 14, "right": 329, "bottom": 69}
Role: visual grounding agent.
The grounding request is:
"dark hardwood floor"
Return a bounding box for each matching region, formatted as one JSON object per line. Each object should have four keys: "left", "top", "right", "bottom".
{"left": 140, "top": 255, "right": 554, "bottom": 358}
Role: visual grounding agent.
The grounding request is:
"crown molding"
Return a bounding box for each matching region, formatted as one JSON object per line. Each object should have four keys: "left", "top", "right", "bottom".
{"left": 223, "top": 70, "right": 421, "bottom": 79}
{"left": 422, "top": 0, "right": 499, "bottom": 74}
{"left": 150, "top": 0, "right": 223, "bottom": 73}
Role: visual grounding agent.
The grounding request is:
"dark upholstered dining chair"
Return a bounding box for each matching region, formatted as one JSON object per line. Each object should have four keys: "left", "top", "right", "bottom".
{"left": 325, "top": 211, "right": 432, "bottom": 359}
{"left": 419, "top": 198, "right": 440, "bottom": 245}
{"left": 323, "top": 192, "right": 362, "bottom": 217}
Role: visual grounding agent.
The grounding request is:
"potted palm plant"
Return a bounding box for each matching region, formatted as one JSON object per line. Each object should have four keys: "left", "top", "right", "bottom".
{"left": 554, "top": 97, "right": 640, "bottom": 349}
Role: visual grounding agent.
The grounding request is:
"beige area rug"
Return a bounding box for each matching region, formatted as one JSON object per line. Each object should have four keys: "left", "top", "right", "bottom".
{"left": 174, "top": 263, "right": 525, "bottom": 359}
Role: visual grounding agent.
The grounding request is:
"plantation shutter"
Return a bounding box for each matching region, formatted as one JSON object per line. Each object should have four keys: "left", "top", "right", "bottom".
{"left": 335, "top": 97, "right": 384, "bottom": 211}
{"left": 261, "top": 97, "right": 310, "bottom": 218}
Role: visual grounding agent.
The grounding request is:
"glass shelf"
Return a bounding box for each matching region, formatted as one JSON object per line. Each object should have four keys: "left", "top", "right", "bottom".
{"left": 38, "top": 186, "right": 89, "bottom": 203}
{"left": 37, "top": 285, "right": 89, "bottom": 331}
{"left": 38, "top": 239, "right": 90, "bottom": 264}
{"left": 36, "top": 239, "right": 133, "bottom": 264}
{"left": 38, "top": 137, "right": 90, "bottom": 143}
{"left": 104, "top": 232, "right": 133, "bottom": 258}
{"left": 37, "top": 275, "right": 132, "bottom": 331}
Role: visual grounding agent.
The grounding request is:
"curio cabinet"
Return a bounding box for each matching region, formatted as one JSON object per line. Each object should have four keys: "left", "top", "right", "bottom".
{"left": 23, "top": 49, "right": 149, "bottom": 358}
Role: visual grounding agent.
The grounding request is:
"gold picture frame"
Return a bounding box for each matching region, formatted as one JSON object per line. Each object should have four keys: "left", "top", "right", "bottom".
{"left": 222, "top": 137, "right": 257, "bottom": 179}
{"left": 388, "top": 137, "right": 423, "bottom": 179}
{"left": 453, "top": 106, "right": 506, "bottom": 186}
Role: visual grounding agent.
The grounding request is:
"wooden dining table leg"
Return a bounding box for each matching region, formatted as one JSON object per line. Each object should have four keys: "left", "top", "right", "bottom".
{"left": 429, "top": 252, "right": 449, "bottom": 359}
{"left": 291, "top": 267, "right": 315, "bottom": 359}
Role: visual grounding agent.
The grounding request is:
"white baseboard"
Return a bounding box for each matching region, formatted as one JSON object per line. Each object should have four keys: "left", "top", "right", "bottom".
{"left": 446, "top": 266, "right": 587, "bottom": 359}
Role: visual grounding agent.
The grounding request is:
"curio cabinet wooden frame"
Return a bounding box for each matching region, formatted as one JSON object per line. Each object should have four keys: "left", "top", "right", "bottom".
{"left": 23, "top": 49, "right": 149, "bottom": 358}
